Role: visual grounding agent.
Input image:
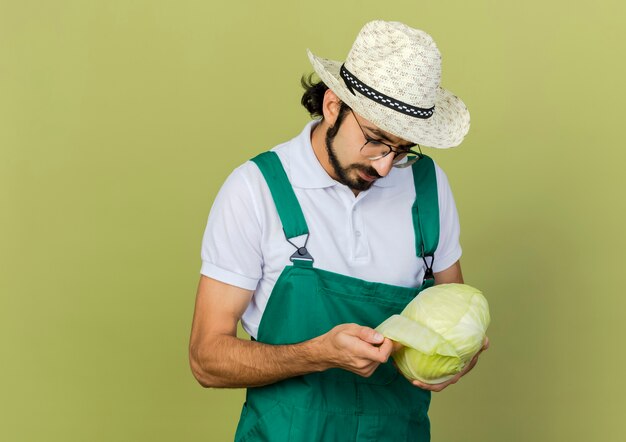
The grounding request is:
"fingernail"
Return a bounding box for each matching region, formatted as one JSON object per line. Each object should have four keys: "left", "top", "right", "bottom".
{"left": 374, "top": 332, "right": 383, "bottom": 341}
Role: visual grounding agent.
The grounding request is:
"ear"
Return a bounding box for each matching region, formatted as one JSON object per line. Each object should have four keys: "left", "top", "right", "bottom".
{"left": 321, "top": 89, "right": 343, "bottom": 126}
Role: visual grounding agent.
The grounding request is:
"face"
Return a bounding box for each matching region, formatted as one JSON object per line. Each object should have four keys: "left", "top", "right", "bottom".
{"left": 325, "top": 129, "right": 380, "bottom": 191}
{"left": 324, "top": 108, "right": 409, "bottom": 192}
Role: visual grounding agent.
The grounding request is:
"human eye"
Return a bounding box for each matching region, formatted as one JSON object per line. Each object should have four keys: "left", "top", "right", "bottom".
{"left": 392, "top": 148, "right": 411, "bottom": 162}
{"left": 365, "top": 138, "right": 385, "bottom": 146}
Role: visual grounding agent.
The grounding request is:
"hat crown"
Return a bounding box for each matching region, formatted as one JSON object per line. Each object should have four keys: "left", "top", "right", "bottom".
{"left": 306, "top": 19, "right": 470, "bottom": 148}
{"left": 344, "top": 21, "right": 442, "bottom": 108}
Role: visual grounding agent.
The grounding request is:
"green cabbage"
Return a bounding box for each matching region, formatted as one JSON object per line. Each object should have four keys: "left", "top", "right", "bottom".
{"left": 376, "top": 283, "right": 490, "bottom": 384}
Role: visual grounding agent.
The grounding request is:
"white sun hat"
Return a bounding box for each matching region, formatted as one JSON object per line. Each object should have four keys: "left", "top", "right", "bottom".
{"left": 307, "top": 20, "right": 470, "bottom": 148}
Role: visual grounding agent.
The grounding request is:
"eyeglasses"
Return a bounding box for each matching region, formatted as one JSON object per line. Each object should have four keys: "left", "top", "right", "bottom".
{"left": 350, "top": 110, "right": 423, "bottom": 169}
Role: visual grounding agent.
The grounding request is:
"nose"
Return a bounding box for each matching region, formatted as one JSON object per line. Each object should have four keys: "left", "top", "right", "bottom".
{"left": 371, "top": 154, "right": 395, "bottom": 177}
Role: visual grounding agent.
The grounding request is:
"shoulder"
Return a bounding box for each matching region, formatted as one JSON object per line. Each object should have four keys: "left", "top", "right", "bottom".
{"left": 217, "top": 158, "right": 268, "bottom": 202}
{"left": 224, "top": 137, "right": 294, "bottom": 187}
{"left": 211, "top": 140, "right": 300, "bottom": 225}
{"left": 403, "top": 156, "right": 454, "bottom": 195}
{"left": 432, "top": 160, "right": 452, "bottom": 190}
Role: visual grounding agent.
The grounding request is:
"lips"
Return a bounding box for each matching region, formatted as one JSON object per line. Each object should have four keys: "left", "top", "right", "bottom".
{"left": 357, "top": 170, "right": 378, "bottom": 182}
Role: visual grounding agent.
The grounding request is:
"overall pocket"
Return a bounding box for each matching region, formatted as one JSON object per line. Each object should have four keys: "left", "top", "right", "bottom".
{"left": 235, "top": 399, "right": 294, "bottom": 442}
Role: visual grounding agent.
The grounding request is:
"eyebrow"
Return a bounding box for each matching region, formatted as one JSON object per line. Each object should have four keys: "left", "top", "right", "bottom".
{"left": 363, "top": 125, "right": 417, "bottom": 150}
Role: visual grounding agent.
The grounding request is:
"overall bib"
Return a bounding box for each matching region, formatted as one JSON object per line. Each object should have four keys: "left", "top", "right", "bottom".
{"left": 234, "top": 152, "right": 440, "bottom": 442}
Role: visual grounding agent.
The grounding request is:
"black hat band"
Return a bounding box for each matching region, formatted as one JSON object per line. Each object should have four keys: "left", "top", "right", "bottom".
{"left": 340, "top": 64, "right": 435, "bottom": 119}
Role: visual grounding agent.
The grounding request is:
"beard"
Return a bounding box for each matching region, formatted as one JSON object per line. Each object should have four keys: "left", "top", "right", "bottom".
{"left": 325, "top": 126, "right": 381, "bottom": 192}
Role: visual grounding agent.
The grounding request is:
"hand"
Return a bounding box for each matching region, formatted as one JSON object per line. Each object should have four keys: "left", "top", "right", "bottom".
{"left": 409, "top": 336, "right": 490, "bottom": 392}
{"left": 320, "top": 323, "right": 395, "bottom": 377}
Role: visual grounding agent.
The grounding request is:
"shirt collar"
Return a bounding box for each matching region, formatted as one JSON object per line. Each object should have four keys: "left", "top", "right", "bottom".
{"left": 287, "top": 120, "right": 405, "bottom": 189}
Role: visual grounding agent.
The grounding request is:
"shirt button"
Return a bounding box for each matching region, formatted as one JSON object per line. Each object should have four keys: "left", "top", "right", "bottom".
{"left": 355, "top": 231, "right": 361, "bottom": 237}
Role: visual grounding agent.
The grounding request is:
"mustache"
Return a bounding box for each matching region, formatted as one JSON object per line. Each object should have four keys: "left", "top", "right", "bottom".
{"left": 347, "top": 164, "right": 381, "bottom": 179}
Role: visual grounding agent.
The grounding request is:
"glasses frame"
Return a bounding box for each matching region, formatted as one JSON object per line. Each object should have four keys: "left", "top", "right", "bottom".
{"left": 349, "top": 110, "right": 423, "bottom": 169}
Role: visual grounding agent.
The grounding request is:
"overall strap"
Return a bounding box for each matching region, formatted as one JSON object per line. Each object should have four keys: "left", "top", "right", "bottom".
{"left": 411, "top": 155, "right": 440, "bottom": 284}
{"left": 251, "top": 151, "right": 313, "bottom": 265}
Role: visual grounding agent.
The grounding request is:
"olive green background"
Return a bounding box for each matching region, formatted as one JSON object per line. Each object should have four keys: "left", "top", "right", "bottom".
{"left": 1, "top": 0, "right": 625, "bottom": 440}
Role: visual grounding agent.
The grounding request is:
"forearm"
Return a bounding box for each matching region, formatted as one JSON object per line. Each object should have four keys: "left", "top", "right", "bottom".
{"left": 190, "top": 334, "right": 328, "bottom": 388}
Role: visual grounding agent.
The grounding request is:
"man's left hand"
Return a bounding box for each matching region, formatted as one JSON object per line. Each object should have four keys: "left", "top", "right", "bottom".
{"left": 392, "top": 336, "right": 490, "bottom": 392}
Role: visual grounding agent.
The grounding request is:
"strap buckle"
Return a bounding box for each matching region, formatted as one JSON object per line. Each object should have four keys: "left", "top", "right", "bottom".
{"left": 286, "top": 232, "right": 314, "bottom": 263}
{"left": 420, "top": 244, "right": 434, "bottom": 282}
{"left": 290, "top": 247, "right": 315, "bottom": 263}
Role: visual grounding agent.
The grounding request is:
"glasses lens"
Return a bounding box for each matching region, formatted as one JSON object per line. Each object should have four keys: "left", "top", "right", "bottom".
{"left": 360, "top": 142, "right": 389, "bottom": 160}
{"left": 392, "top": 151, "right": 409, "bottom": 163}
{"left": 393, "top": 155, "right": 421, "bottom": 168}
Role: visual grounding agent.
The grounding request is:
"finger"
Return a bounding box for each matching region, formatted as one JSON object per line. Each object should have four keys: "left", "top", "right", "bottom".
{"left": 356, "top": 326, "right": 385, "bottom": 345}
{"left": 411, "top": 379, "right": 429, "bottom": 389}
{"left": 453, "top": 350, "right": 482, "bottom": 381}
{"left": 463, "top": 337, "right": 488, "bottom": 368}
{"left": 390, "top": 339, "right": 403, "bottom": 354}
{"left": 346, "top": 334, "right": 394, "bottom": 364}
{"left": 411, "top": 378, "right": 448, "bottom": 392}
{"left": 468, "top": 339, "right": 488, "bottom": 367}
{"left": 359, "top": 361, "right": 382, "bottom": 377}
{"left": 457, "top": 354, "right": 479, "bottom": 378}
{"left": 352, "top": 337, "right": 390, "bottom": 363}
{"left": 375, "top": 338, "right": 393, "bottom": 363}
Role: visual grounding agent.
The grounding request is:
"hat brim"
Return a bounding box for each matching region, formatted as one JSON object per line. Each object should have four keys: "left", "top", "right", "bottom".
{"left": 307, "top": 49, "right": 470, "bottom": 148}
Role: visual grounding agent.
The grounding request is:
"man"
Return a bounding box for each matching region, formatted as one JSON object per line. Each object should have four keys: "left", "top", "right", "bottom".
{"left": 189, "top": 20, "right": 488, "bottom": 441}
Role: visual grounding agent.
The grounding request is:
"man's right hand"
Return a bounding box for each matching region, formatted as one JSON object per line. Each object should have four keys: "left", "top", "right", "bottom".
{"left": 316, "top": 323, "right": 394, "bottom": 377}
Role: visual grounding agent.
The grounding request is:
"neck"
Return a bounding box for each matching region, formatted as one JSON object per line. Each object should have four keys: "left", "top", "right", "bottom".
{"left": 310, "top": 119, "right": 337, "bottom": 181}
{"left": 310, "top": 119, "right": 362, "bottom": 197}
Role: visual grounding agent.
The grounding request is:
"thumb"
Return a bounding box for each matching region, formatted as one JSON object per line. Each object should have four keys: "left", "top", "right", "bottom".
{"left": 357, "top": 326, "right": 385, "bottom": 345}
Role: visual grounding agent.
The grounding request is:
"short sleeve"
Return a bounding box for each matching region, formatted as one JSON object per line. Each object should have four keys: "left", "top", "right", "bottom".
{"left": 432, "top": 164, "right": 462, "bottom": 272}
{"left": 200, "top": 163, "right": 264, "bottom": 290}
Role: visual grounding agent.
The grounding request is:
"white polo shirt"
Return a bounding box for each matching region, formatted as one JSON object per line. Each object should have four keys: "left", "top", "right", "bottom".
{"left": 200, "top": 120, "right": 462, "bottom": 339}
